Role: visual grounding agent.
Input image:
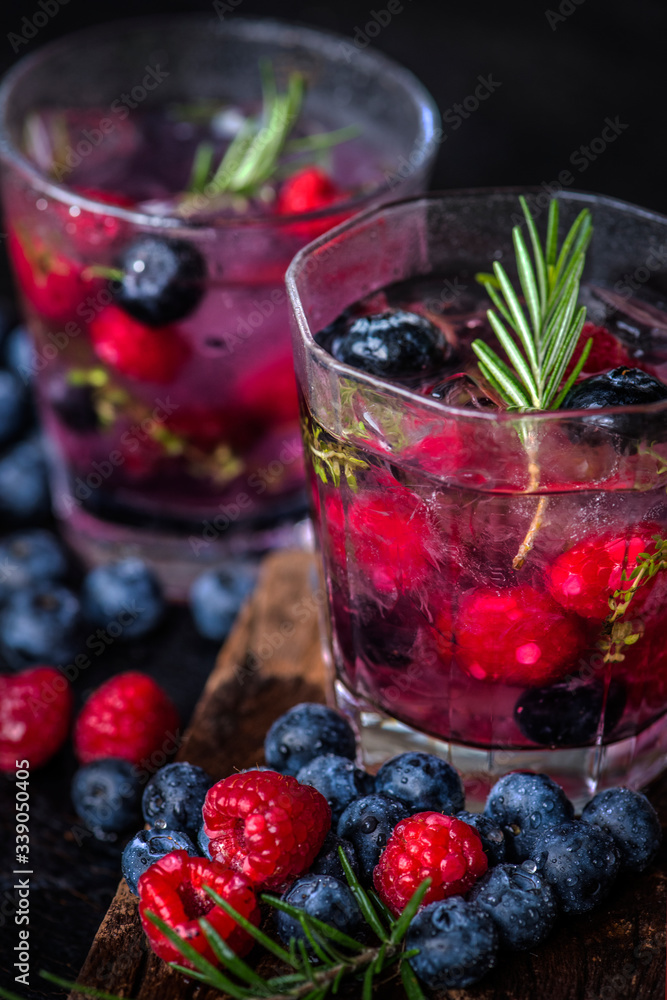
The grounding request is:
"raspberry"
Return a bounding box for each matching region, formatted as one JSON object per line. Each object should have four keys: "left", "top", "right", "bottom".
{"left": 90, "top": 305, "right": 190, "bottom": 383}
{"left": 455, "top": 585, "right": 587, "bottom": 686}
{"left": 347, "top": 481, "right": 438, "bottom": 594}
{"left": 546, "top": 524, "right": 663, "bottom": 621}
{"left": 374, "top": 812, "right": 488, "bottom": 916}
{"left": 563, "top": 322, "right": 630, "bottom": 378}
{"left": 7, "top": 229, "right": 92, "bottom": 323}
{"left": 0, "top": 666, "right": 73, "bottom": 771}
{"left": 138, "top": 850, "right": 260, "bottom": 966}
{"left": 276, "top": 167, "right": 349, "bottom": 238}
{"left": 73, "top": 671, "right": 180, "bottom": 767}
{"left": 203, "top": 770, "right": 331, "bottom": 890}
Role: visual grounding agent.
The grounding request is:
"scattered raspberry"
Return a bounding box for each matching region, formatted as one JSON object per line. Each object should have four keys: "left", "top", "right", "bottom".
{"left": 73, "top": 671, "right": 180, "bottom": 767}
{"left": 0, "top": 666, "right": 73, "bottom": 771}
{"left": 138, "top": 849, "right": 260, "bottom": 966}
{"left": 347, "top": 481, "right": 437, "bottom": 593}
{"left": 374, "top": 812, "right": 488, "bottom": 916}
{"left": 90, "top": 305, "right": 190, "bottom": 383}
{"left": 546, "top": 524, "right": 662, "bottom": 621}
{"left": 455, "top": 585, "right": 587, "bottom": 686}
{"left": 203, "top": 769, "right": 331, "bottom": 890}
{"left": 564, "top": 322, "right": 631, "bottom": 379}
{"left": 8, "top": 229, "right": 92, "bottom": 323}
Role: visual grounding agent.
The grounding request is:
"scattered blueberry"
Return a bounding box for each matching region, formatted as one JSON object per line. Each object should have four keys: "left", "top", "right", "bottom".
{"left": 456, "top": 811, "right": 507, "bottom": 867}
{"left": 71, "top": 758, "right": 143, "bottom": 837}
{"left": 81, "top": 558, "right": 165, "bottom": 639}
{"left": 275, "top": 874, "right": 362, "bottom": 951}
{"left": 336, "top": 794, "right": 409, "bottom": 885}
{"left": 122, "top": 828, "right": 198, "bottom": 894}
{"left": 0, "top": 529, "right": 69, "bottom": 605}
{"left": 484, "top": 772, "right": 574, "bottom": 862}
{"left": 561, "top": 367, "right": 667, "bottom": 447}
{"left": 515, "top": 676, "right": 627, "bottom": 747}
{"left": 296, "top": 754, "right": 374, "bottom": 825}
{"left": 468, "top": 861, "right": 559, "bottom": 950}
{"left": 264, "top": 703, "right": 356, "bottom": 776}
{"left": 532, "top": 819, "right": 619, "bottom": 914}
{"left": 581, "top": 786, "right": 662, "bottom": 873}
{"left": 326, "top": 309, "right": 449, "bottom": 379}
{"left": 375, "top": 752, "right": 464, "bottom": 815}
{"left": 0, "top": 582, "right": 81, "bottom": 666}
{"left": 197, "top": 820, "right": 212, "bottom": 860}
{"left": 407, "top": 896, "right": 498, "bottom": 990}
{"left": 0, "top": 369, "right": 30, "bottom": 446}
{"left": 141, "top": 762, "right": 214, "bottom": 837}
{"left": 189, "top": 562, "right": 258, "bottom": 641}
{"left": 0, "top": 436, "right": 50, "bottom": 523}
{"left": 309, "top": 831, "right": 359, "bottom": 881}
{"left": 3, "top": 325, "right": 34, "bottom": 381}
{"left": 113, "top": 236, "right": 206, "bottom": 326}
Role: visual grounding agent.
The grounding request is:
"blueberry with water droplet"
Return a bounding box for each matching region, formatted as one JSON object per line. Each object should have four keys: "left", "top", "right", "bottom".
{"left": 468, "top": 862, "right": 559, "bottom": 949}
{"left": 325, "top": 309, "right": 451, "bottom": 380}
{"left": 581, "top": 786, "right": 662, "bottom": 873}
{"left": 532, "top": 819, "right": 619, "bottom": 914}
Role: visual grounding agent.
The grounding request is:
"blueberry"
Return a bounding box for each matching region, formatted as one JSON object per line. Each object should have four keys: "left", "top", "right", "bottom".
{"left": 81, "top": 558, "right": 165, "bottom": 639}
{"left": 264, "top": 703, "right": 356, "bottom": 776}
{"left": 196, "top": 820, "right": 212, "bottom": 859}
{"left": 50, "top": 377, "right": 100, "bottom": 433}
{"left": 327, "top": 309, "right": 449, "bottom": 379}
{"left": 514, "top": 676, "right": 627, "bottom": 747}
{"left": 0, "top": 437, "right": 50, "bottom": 523}
{"left": 336, "top": 794, "right": 409, "bottom": 884}
{"left": 113, "top": 236, "right": 206, "bottom": 326}
{"left": 296, "top": 754, "right": 375, "bottom": 825}
{"left": 353, "top": 597, "right": 422, "bottom": 668}
{"left": 0, "top": 369, "right": 29, "bottom": 446}
{"left": 0, "top": 583, "right": 81, "bottom": 666}
{"left": 309, "top": 831, "right": 359, "bottom": 881}
{"left": 581, "top": 786, "right": 662, "bottom": 873}
{"left": 71, "top": 758, "right": 143, "bottom": 837}
{"left": 484, "top": 772, "right": 574, "bottom": 862}
{"left": 142, "top": 762, "right": 214, "bottom": 836}
{"left": 406, "top": 897, "right": 498, "bottom": 990}
{"left": 468, "top": 861, "right": 559, "bottom": 950}
{"left": 122, "top": 828, "right": 198, "bottom": 894}
{"left": 0, "top": 530, "right": 69, "bottom": 605}
{"left": 456, "top": 811, "right": 507, "bottom": 867}
{"left": 532, "top": 819, "right": 619, "bottom": 914}
{"left": 275, "top": 874, "right": 362, "bottom": 951}
{"left": 561, "top": 367, "right": 667, "bottom": 447}
{"left": 189, "top": 563, "right": 258, "bottom": 641}
{"left": 4, "top": 326, "right": 35, "bottom": 381}
{"left": 375, "top": 752, "right": 464, "bottom": 815}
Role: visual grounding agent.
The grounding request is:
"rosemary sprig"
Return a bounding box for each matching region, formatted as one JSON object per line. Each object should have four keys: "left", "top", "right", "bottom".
{"left": 24, "top": 851, "right": 430, "bottom": 1000}
{"left": 472, "top": 196, "right": 593, "bottom": 412}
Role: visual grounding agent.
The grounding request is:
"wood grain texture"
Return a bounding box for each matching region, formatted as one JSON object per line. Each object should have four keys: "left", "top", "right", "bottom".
{"left": 72, "top": 550, "right": 667, "bottom": 1000}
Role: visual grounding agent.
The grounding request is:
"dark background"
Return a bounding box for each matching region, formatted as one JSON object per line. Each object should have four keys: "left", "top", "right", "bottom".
{"left": 0, "top": 0, "right": 666, "bottom": 997}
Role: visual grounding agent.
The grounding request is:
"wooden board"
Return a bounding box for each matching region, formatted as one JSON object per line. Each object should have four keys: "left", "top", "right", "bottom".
{"left": 72, "top": 550, "right": 667, "bottom": 1000}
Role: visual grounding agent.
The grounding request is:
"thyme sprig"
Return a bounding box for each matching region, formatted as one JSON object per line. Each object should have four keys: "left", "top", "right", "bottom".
{"left": 472, "top": 196, "right": 593, "bottom": 411}
{"left": 22, "top": 851, "right": 430, "bottom": 1000}
{"left": 598, "top": 534, "right": 667, "bottom": 662}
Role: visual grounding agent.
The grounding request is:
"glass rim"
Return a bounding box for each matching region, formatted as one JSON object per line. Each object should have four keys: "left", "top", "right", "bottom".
{"left": 0, "top": 13, "right": 440, "bottom": 234}
{"left": 286, "top": 185, "right": 667, "bottom": 425}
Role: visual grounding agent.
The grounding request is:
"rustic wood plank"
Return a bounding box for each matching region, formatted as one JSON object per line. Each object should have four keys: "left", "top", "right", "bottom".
{"left": 72, "top": 549, "right": 667, "bottom": 1000}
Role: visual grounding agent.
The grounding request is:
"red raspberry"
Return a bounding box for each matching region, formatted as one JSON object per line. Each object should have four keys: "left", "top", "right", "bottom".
{"left": 8, "top": 229, "right": 93, "bottom": 323}
{"left": 236, "top": 352, "right": 299, "bottom": 428}
{"left": 277, "top": 167, "right": 350, "bottom": 239}
{"left": 138, "top": 850, "right": 260, "bottom": 966}
{"left": 73, "top": 671, "right": 180, "bottom": 767}
{"left": 90, "top": 305, "right": 191, "bottom": 383}
{"left": 547, "top": 524, "right": 662, "bottom": 622}
{"left": 564, "top": 322, "right": 631, "bottom": 379}
{"left": 203, "top": 770, "right": 331, "bottom": 890}
{"left": 63, "top": 188, "right": 135, "bottom": 249}
{"left": 455, "top": 585, "right": 587, "bottom": 686}
{"left": 374, "top": 812, "right": 488, "bottom": 916}
{"left": 0, "top": 666, "right": 73, "bottom": 771}
{"left": 347, "top": 481, "right": 438, "bottom": 594}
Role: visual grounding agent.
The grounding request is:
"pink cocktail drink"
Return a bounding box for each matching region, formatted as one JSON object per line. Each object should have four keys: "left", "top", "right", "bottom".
{"left": 288, "top": 190, "right": 667, "bottom": 806}
{"left": 0, "top": 17, "right": 438, "bottom": 593}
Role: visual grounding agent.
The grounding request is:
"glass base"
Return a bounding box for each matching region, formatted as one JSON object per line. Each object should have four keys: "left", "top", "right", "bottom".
{"left": 58, "top": 501, "right": 313, "bottom": 601}
{"left": 335, "top": 679, "right": 667, "bottom": 811}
